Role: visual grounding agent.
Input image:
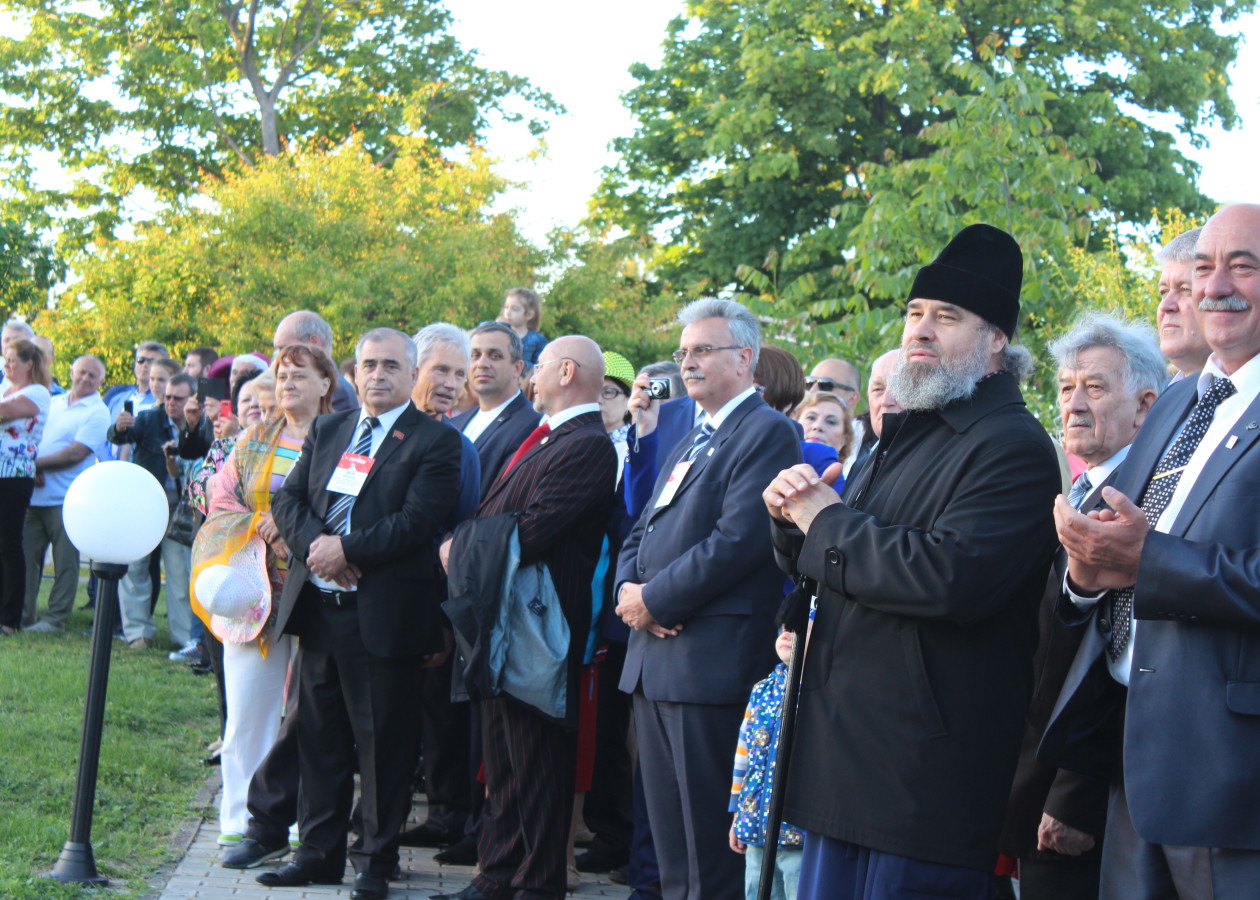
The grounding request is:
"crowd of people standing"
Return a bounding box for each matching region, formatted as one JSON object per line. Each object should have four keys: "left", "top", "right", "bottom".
{"left": 8, "top": 204, "right": 1260, "bottom": 900}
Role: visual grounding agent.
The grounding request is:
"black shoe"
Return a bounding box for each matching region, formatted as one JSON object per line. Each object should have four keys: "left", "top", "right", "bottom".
{"left": 222, "top": 837, "right": 289, "bottom": 869}
{"left": 609, "top": 865, "right": 628, "bottom": 886}
{"left": 351, "top": 872, "right": 389, "bottom": 900}
{"left": 256, "top": 860, "right": 343, "bottom": 887}
{"left": 575, "top": 840, "right": 628, "bottom": 873}
{"left": 429, "top": 885, "right": 491, "bottom": 900}
{"left": 398, "top": 821, "right": 453, "bottom": 847}
{"left": 433, "top": 835, "right": 478, "bottom": 866}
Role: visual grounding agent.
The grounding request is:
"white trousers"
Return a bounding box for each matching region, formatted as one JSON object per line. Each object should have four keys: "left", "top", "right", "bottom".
{"left": 219, "top": 634, "right": 294, "bottom": 836}
{"left": 117, "top": 537, "right": 192, "bottom": 645}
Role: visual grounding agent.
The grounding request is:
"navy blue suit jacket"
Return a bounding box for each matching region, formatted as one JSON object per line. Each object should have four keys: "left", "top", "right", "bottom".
{"left": 450, "top": 392, "right": 541, "bottom": 496}
{"left": 1042, "top": 375, "right": 1260, "bottom": 850}
{"left": 617, "top": 392, "right": 801, "bottom": 705}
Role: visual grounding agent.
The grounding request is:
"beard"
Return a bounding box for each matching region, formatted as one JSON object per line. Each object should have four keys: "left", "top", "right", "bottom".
{"left": 1199, "top": 294, "right": 1250, "bottom": 312}
{"left": 888, "top": 336, "right": 992, "bottom": 411}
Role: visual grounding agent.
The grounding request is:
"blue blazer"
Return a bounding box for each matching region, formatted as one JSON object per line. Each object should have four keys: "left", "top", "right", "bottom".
{"left": 1042, "top": 375, "right": 1260, "bottom": 849}
{"left": 617, "top": 393, "right": 802, "bottom": 705}
{"left": 622, "top": 396, "right": 697, "bottom": 519}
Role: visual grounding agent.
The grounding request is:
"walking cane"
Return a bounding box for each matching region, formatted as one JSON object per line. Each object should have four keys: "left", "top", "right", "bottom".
{"left": 757, "top": 579, "right": 814, "bottom": 900}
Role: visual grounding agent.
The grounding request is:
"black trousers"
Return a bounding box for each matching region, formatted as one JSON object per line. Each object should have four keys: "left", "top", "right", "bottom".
{"left": 582, "top": 641, "right": 633, "bottom": 853}
{"left": 417, "top": 653, "right": 471, "bottom": 833}
{"left": 0, "top": 477, "right": 34, "bottom": 630}
{"left": 474, "top": 696, "right": 577, "bottom": 900}
{"left": 292, "top": 590, "right": 423, "bottom": 878}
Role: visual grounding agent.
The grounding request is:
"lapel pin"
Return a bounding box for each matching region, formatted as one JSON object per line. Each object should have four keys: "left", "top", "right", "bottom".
{"left": 392, "top": 430, "right": 405, "bottom": 440}
{"left": 1248, "top": 422, "right": 1258, "bottom": 430}
{"left": 707, "top": 447, "right": 714, "bottom": 456}
{"left": 540, "top": 436, "right": 550, "bottom": 445}
{"left": 1227, "top": 435, "right": 1239, "bottom": 449}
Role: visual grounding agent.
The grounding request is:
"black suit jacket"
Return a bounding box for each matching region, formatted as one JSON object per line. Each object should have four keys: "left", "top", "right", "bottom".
{"left": 617, "top": 392, "right": 802, "bottom": 706}
{"left": 999, "top": 476, "right": 1113, "bottom": 859}
{"left": 475, "top": 409, "right": 616, "bottom": 693}
{"left": 1042, "top": 374, "right": 1260, "bottom": 850}
{"left": 271, "top": 403, "right": 462, "bottom": 658}
{"left": 450, "top": 392, "right": 541, "bottom": 495}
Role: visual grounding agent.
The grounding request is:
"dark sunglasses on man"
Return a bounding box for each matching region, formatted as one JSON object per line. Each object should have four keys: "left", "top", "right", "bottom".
{"left": 804, "top": 376, "right": 856, "bottom": 394}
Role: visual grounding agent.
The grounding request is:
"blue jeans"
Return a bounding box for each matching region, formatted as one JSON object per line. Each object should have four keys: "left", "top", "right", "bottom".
{"left": 745, "top": 845, "right": 802, "bottom": 900}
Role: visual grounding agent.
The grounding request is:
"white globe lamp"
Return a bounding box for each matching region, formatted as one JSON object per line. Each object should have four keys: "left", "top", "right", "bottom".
{"left": 63, "top": 460, "right": 169, "bottom": 564}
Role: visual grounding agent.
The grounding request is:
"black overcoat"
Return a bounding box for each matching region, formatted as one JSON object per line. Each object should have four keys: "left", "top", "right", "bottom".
{"left": 771, "top": 372, "right": 1060, "bottom": 871}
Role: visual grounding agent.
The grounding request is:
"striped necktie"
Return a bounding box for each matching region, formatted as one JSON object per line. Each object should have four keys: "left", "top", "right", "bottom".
{"left": 1068, "top": 471, "right": 1093, "bottom": 509}
{"left": 325, "top": 417, "right": 378, "bottom": 535}
{"left": 685, "top": 421, "right": 716, "bottom": 462}
{"left": 1107, "top": 376, "right": 1236, "bottom": 661}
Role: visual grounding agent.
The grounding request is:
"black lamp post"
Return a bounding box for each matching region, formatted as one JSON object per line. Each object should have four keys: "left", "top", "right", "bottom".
{"left": 45, "top": 461, "right": 170, "bottom": 886}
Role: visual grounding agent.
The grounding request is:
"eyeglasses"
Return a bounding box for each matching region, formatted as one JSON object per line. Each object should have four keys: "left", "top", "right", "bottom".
{"left": 600, "top": 386, "right": 627, "bottom": 400}
{"left": 135, "top": 356, "right": 160, "bottom": 365}
{"left": 534, "top": 357, "right": 580, "bottom": 371}
{"left": 804, "top": 376, "right": 856, "bottom": 393}
{"left": 672, "top": 345, "right": 742, "bottom": 364}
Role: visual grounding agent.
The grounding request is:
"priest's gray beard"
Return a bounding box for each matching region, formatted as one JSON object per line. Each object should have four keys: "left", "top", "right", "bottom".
{"left": 889, "top": 336, "right": 991, "bottom": 411}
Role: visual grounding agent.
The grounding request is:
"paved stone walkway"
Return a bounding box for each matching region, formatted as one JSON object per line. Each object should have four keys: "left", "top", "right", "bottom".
{"left": 150, "top": 774, "right": 624, "bottom": 900}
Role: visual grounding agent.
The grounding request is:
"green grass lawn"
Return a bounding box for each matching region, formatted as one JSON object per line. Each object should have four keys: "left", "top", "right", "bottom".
{"left": 0, "top": 569, "right": 220, "bottom": 898}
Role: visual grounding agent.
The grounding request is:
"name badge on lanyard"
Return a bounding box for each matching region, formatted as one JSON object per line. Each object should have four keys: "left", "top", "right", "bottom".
{"left": 326, "top": 452, "right": 374, "bottom": 496}
{"left": 654, "top": 459, "right": 693, "bottom": 508}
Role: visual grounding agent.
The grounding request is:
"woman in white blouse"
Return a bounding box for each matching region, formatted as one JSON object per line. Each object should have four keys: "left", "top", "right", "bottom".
{"left": 0, "top": 338, "right": 51, "bottom": 634}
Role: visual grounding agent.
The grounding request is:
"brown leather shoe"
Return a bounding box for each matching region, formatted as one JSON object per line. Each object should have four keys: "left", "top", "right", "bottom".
{"left": 128, "top": 637, "right": 155, "bottom": 650}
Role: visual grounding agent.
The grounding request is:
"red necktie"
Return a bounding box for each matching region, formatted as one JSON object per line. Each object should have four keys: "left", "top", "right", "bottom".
{"left": 500, "top": 422, "right": 551, "bottom": 478}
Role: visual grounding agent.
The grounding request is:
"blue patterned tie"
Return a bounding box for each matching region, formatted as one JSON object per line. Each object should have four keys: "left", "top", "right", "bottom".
{"left": 1107, "top": 376, "right": 1236, "bottom": 661}
{"left": 1068, "top": 471, "right": 1093, "bottom": 510}
{"left": 324, "top": 417, "right": 378, "bottom": 536}
{"left": 685, "top": 421, "right": 715, "bottom": 462}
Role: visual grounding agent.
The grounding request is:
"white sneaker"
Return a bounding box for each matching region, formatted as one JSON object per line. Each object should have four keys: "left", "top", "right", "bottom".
{"left": 217, "top": 832, "right": 244, "bottom": 847}
{"left": 168, "top": 640, "right": 200, "bottom": 661}
{"left": 26, "top": 621, "right": 62, "bottom": 634}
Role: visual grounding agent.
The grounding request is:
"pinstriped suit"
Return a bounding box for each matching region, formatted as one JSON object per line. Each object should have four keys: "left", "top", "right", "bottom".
{"left": 468, "top": 408, "right": 617, "bottom": 900}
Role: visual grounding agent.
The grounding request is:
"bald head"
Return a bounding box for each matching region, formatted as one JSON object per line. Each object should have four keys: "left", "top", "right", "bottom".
{"left": 532, "top": 335, "right": 606, "bottom": 415}
{"left": 808, "top": 358, "right": 861, "bottom": 410}
{"left": 274, "top": 310, "right": 334, "bottom": 354}
{"left": 866, "top": 349, "right": 902, "bottom": 439}
{"left": 69, "top": 354, "right": 106, "bottom": 401}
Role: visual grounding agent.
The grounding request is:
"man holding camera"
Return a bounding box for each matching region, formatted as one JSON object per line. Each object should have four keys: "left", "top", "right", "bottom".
{"left": 106, "top": 372, "right": 200, "bottom": 650}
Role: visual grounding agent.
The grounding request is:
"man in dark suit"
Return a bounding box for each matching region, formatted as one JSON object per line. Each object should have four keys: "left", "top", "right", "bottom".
{"left": 1047, "top": 202, "right": 1260, "bottom": 896}
{"left": 442, "top": 321, "right": 541, "bottom": 867}
{"left": 449, "top": 322, "right": 541, "bottom": 493}
{"left": 265, "top": 327, "right": 462, "bottom": 900}
{"left": 615, "top": 298, "right": 801, "bottom": 899}
{"left": 998, "top": 314, "right": 1163, "bottom": 900}
{"left": 434, "top": 335, "right": 617, "bottom": 900}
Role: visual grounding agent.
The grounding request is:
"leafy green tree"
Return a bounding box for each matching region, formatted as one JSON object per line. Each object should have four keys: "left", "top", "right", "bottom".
{"left": 0, "top": 0, "right": 558, "bottom": 242}
{"left": 34, "top": 137, "right": 540, "bottom": 385}
{"left": 0, "top": 214, "right": 66, "bottom": 322}
{"left": 597, "top": 0, "right": 1249, "bottom": 306}
{"left": 542, "top": 227, "right": 681, "bottom": 369}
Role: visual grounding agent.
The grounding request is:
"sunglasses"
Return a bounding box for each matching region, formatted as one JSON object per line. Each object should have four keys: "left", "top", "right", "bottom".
{"left": 804, "top": 376, "right": 856, "bottom": 393}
